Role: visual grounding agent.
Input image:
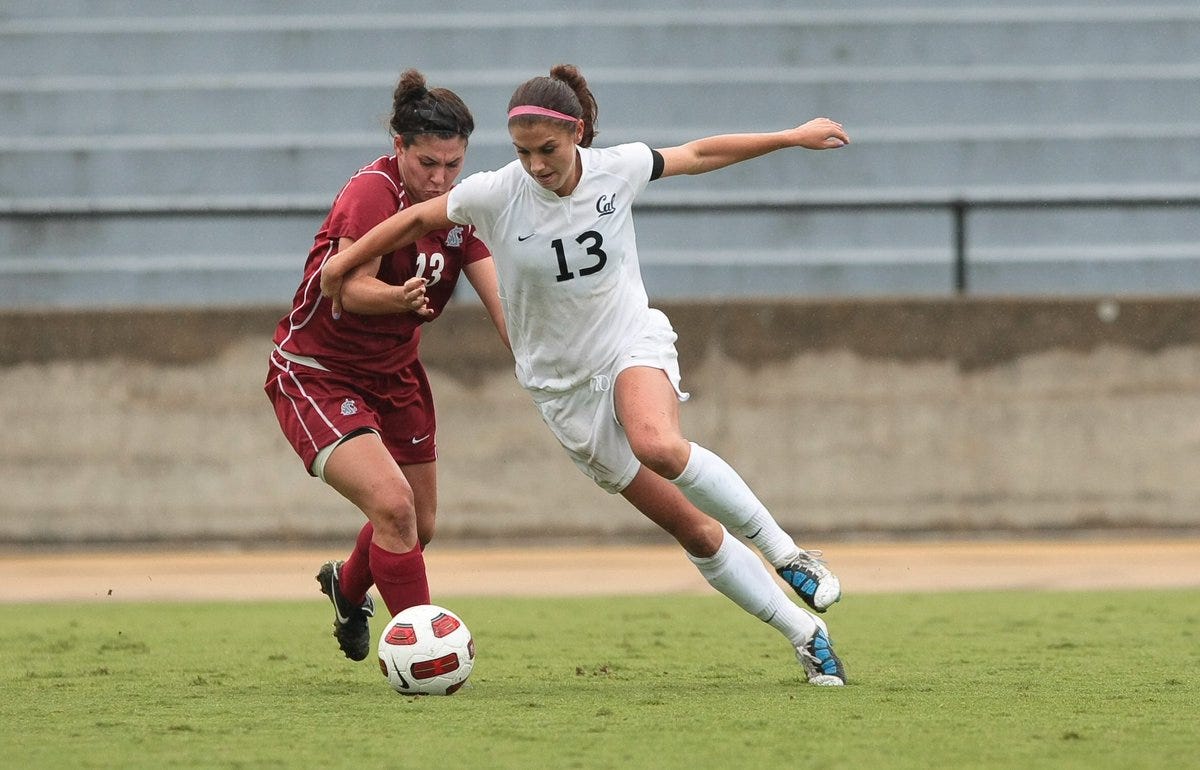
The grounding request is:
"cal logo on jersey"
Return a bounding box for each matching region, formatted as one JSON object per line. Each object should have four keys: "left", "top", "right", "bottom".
{"left": 596, "top": 194, "right": 617, "bottom": 217}
{"left": 445, "top": 226, "right": 463, "bottom": 247}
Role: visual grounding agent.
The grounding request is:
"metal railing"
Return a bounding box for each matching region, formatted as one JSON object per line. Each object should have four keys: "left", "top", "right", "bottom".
{"left": 3, "top": 189, "right": 1199, "bottom": 295}
{"left": 640, "top": 188, "right": 1200, "bottom": 294}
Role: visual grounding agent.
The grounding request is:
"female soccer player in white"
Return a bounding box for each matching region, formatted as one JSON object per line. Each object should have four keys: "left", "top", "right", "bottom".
{"left": 321, "top": 64, "right": 849, "bottom": 685}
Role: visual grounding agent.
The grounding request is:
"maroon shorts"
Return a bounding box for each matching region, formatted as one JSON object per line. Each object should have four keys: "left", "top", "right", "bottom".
{"left": 265, "top": 350, "right": 437, "bottom": 474}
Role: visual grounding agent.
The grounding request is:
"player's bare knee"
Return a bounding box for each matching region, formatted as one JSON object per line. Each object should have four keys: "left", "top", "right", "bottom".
{"left": 364, "top": 488, "right": 414, "bottom": 519}
{"left": 631, "top": 436, "right": 689, "bottom": 479}
{"left": 363, "top": 492, "right": 419, "bottom": 547}
{"left": 370, "top": 518, "right": 419, "bottom": 553}
{"left": 677, "top": 516, "right": 724, "bottom": 558}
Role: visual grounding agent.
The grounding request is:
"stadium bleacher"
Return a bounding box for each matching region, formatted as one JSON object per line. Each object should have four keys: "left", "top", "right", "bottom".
{"left": 2, "top": 1, "right": 1198, "bottom": 307}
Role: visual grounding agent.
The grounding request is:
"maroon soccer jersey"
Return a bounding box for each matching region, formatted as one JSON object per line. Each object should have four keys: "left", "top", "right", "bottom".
{"left": 272, "top": 154, "right": 490, "bottom": 379}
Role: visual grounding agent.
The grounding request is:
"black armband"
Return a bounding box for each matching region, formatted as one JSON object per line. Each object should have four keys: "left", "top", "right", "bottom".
{"left": 649, "top": 148, "right": 665, "bottom": 181}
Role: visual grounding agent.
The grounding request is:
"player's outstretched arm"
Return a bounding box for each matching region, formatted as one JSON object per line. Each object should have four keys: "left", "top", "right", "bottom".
{"left": 657, "top": 117, "right": 848, "bottom": 179}
{"left": 321, "top": 194, "right": 454, "bottom": 318}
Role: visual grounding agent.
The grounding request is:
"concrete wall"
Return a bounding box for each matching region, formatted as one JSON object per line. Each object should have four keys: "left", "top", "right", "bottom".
{"left": 3, "top": 298, "right": 1199, "bottom": 545}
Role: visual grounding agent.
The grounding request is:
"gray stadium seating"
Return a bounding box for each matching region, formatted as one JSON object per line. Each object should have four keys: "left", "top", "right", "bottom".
{"left": 2, "top": 1, "right": 1198, "bottom": 307}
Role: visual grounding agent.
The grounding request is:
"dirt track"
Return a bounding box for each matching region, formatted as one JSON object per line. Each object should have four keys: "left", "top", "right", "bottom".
{"left": 3, "top": 538, "right": 1198, "bottom": 603}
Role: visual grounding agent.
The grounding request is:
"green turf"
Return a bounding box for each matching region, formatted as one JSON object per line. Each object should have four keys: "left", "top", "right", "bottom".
{"left": 2, "top": 589, "right": 1196, "bottom": 769}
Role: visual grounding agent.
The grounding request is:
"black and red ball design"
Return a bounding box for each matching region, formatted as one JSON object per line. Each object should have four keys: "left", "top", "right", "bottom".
{"left": 377, "top": 604, "right": 475, "bottom": 695}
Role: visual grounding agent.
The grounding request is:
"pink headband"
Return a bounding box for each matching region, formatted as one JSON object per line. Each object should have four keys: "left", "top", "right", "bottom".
{"left": 507, "top": 105, "right": 580, "bottom": 122}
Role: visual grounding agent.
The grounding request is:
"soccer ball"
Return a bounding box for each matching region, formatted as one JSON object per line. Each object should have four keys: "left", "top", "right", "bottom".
{"left": 377, "top": 604, "right": 475, "bottom": 695}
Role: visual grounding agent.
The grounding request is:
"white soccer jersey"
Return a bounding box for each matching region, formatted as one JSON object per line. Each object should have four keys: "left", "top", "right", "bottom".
{"left": 447, "top": 143, "right": 656, "bottom": 392}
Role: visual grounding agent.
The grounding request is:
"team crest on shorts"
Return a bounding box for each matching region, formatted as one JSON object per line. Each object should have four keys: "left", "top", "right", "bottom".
{"left": 340, "top": 398, "right": 358, "bottom": 416}
{"left": 445, "top": 226, "right": 463, "bottom": 247}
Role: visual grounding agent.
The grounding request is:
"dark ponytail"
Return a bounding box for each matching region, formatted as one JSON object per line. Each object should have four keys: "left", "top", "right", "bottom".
{"left": 389, "top": 69, "right": 474, "bottom": 146}
{"left": 507, "top": 63, "right": 598, "bottom": 147}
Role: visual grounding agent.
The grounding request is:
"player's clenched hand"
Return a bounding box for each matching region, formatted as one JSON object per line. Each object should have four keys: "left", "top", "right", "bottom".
{"left": 401, "top": 277, "right": 434, "bottom": 318}
{"left": 790, "top": 118, "right": 849, "bottom": 150}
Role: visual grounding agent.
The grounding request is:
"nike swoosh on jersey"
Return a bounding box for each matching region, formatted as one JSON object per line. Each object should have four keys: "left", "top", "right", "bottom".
{"left": 411, "top": 435, "right": 431, "bottom": 444}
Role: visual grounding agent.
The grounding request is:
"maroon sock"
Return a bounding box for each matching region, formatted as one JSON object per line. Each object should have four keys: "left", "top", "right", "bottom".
{"left": 338, "top": 522, "right": 374, "bottom": 604}
{"left": 369, "top": 541, "right": 430, "bottom": 617}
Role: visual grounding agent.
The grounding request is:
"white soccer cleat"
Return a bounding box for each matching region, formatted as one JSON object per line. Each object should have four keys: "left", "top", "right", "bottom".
{"left": 777, "top": 549, "right": 842, "bottom": 612}
{"left": 796, "top": 616, "right": 846, "bottom": 686}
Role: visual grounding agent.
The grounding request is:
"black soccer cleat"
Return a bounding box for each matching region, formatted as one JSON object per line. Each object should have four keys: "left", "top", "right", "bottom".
{"left": 316, "top": 560, "right": 375, "bottom": 662}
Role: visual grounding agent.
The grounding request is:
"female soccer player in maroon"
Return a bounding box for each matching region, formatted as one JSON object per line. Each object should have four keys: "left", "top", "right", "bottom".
{"left": 264, "top": 70, "right": 507, "bottom": 661}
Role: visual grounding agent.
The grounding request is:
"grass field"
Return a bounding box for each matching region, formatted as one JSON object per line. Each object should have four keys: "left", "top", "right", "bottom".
{"left": 4, "top": 589, "right": 1197, "bottom": 769}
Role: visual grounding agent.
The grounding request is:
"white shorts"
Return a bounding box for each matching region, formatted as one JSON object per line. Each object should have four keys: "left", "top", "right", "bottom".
{"left": 529, "top": 309, "right": 689, "bottom": 494}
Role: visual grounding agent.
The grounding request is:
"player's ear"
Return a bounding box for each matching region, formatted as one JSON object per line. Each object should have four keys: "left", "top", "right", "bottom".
{"left": 574, "top": 120, "right": 585, "bottom": 144}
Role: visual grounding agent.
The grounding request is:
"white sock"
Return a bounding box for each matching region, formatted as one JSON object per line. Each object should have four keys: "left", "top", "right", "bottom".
{"left": 672, "top": 442, "right": 801, "bottom": 568}
{"left": 760, "top": 591, "right": 820, "bottom": 649}
{"left": 742, "top": 510, "right": 803, "bottom": 569}
{"left": 688, "top": 528, "right": 817, "bottom": 648}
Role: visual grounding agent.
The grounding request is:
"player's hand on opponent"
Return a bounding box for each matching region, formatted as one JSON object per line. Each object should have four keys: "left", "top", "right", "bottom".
{"left": 399, "top": 277, "right": 434, "bottom": 318}
{"left": 790, "top": 118, "right": 850, "bottom": 150}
